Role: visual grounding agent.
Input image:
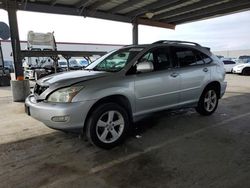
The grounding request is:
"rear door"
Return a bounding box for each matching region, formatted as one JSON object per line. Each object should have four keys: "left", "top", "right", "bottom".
{"left": 133, "top": 47, "right": 181, "bottom": 115}
{"left": 171, "top": 46, "right": 211, "bottom": 105}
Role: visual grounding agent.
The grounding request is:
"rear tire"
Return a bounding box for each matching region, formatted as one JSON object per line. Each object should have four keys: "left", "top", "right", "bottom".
{"left": 86, "top": 103, "right": 129, "bottom": 149}
{"left": 196, "top": 87, "right": 219, "bottom": 116}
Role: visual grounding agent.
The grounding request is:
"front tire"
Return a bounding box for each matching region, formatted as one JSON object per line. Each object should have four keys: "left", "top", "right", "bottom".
{"left": 86, "top": 103, "right": 129, "bottom": 149}
{"left": 196, "top": 87, "right": 219, "bottom": 116}
{"left": 242, "top": 68, "right": 250, "bottom": 75}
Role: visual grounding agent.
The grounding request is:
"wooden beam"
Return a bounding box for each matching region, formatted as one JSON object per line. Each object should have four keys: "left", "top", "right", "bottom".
{"left": 137, "top": 18, "right": 175, "bottom": 30}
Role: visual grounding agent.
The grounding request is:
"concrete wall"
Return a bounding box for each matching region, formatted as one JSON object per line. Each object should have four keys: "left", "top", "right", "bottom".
{"left": 213, "top": 49, "right": 250, "bottom": 58}
{"left": 0, "top": 40, "right": 124, "bottom": 61}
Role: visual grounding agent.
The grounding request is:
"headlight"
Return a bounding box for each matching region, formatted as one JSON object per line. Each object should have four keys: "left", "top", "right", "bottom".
{"left": 47, "top": 86, "right": 84, "bottom": 103}
{"left": 236, "top": 65, "right": 245, "bottom": 68}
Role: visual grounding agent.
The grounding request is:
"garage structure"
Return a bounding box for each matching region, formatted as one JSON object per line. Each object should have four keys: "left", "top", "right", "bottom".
{"left": 1, "top": 0, "right": 250, "bottom": 79}
{"left": 1, "top": 1, "right": 250, "bottom": 187}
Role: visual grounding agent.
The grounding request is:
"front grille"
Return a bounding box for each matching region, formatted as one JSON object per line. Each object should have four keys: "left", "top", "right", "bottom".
{"left": 34, "top": 84, "right": 49, "bottom": 96}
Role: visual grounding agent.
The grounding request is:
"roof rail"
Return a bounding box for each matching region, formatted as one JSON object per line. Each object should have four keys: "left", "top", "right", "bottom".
{"left": 153, "top": 40, "right": 201, "bottom": 47}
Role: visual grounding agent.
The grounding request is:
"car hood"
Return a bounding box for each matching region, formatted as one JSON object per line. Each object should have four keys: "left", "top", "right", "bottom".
{"left": 35, "top": 70, "right": 110, "bottom": 100}
{"left": 233, "top": 63, "right": 248, "bottom": 69}
{"left": 37, "top": 70, "right": 109, "bottom": 86}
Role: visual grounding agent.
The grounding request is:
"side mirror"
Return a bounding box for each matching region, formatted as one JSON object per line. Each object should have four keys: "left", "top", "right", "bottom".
{"left": 136, "top": 61, "right": 154, "bottom": 73}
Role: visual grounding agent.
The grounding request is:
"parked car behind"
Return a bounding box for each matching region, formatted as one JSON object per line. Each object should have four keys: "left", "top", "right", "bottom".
{"left": 75, "top": 58, "right": 89, "bottom": 68}
{"left": 232, "top": 61, "right": 250, "bottom": 75}
{"left": 223, "top": 60, "right": 237, "bottom": 73}
{"left": 58, "top": 59, "right": 83, "bottom": 70}
{"left": 4, "top": 60, "right": 14, "bottom": 73}
{"left": 25, "top": 40, "right": 227, "bottom": 149}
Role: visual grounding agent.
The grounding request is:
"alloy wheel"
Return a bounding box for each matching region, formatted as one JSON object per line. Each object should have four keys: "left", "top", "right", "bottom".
{"left": 96, "top": 110, "right": 125, "bottom": 143}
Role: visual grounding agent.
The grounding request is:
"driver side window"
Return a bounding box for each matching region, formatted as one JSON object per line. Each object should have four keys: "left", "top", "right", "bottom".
{"left": 138, "top": 47, "right": 171, "bottom": 72}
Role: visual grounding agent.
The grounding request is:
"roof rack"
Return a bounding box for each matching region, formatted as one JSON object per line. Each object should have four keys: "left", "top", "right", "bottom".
{"left": 152, "top": 40, "right": 201, "bottom": 47}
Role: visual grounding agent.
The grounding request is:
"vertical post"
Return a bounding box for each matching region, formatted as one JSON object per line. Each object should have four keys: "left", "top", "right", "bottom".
{"left": 7, "top": 1, "right": 23, "bottom": 79}
{"left": 132, "top": 21, "right": 138, "bottom": 45}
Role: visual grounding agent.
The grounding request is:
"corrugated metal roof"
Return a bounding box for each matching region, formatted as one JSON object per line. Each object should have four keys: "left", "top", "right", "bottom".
{"left": 1, "top": 0, "right": 250, "bottom": 29}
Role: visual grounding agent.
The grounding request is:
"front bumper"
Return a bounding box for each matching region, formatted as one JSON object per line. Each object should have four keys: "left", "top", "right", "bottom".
{"left": 220, "top": 81, "right": 227, "bottom": 98}
{"left": 232, "top": 68, "right": 242, "bottom": 74}
{"left": 25, "top": 95, "right": 97, "bottom": 131}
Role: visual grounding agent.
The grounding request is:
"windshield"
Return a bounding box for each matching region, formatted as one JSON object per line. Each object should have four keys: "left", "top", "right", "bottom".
{"left": 238, "top": 56, "right": 250, "bottom": 63}
{"left": 86, "top": 47, "right": 144, "bottom": 72}
{"left": 238, "top": 58, "right": 250, "bottom": 64}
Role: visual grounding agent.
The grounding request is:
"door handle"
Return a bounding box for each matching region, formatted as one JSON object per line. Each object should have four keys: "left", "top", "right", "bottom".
{"left": 203, "top": 67, "right": 208, "bottom": 72}
{"left": 170, "top": 72, "right": 179, "bottom": 78}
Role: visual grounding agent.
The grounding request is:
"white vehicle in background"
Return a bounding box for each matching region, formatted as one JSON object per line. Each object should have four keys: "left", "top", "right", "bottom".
{"left": 222, "top": 60, "right": 237, "bottom": 73}
{"left": 23, "top": 31, "right": 56, "bottom": 80}
{"left": 232, "top": 62, "right": 250, "bottom": 75}
{"left": 58, "top": 59, "right": 85, "bottom": 70}
{"left": 232, "top": 56, "right": 250, "bottom": 75}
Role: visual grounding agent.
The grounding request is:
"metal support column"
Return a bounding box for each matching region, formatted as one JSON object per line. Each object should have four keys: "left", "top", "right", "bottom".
{"left": 7, "top": 1, "right": 23, "bottom": 79}
{"left": 132, "top": 22, "right": 138, "bottom": 45}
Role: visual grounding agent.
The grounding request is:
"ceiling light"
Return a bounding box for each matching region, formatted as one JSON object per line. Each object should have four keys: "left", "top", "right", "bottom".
{"left": 145, "top": 12, "right": 154, "bottom": 19}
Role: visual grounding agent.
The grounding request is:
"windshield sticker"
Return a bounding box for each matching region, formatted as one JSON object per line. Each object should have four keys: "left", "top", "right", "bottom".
{"left": 129, "top": 48, "right": 144, "bottom": 52}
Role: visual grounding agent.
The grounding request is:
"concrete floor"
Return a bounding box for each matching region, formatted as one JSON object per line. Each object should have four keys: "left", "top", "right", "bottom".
{"left": 0, "top": 74, "right": 249, "bottom": 188}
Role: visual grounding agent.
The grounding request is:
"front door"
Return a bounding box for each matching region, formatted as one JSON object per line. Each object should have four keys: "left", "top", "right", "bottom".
{"left": 134, "top": 47, "right": 181, "bottom": 115}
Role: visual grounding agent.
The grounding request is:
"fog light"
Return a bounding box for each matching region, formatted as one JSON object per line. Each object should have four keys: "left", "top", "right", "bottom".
{"left": 51, "top": 115, "right": 69, "bottom": 122}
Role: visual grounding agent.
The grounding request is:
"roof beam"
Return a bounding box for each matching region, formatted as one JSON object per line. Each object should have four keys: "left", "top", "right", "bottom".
{"left": 75, "top": 0, "right": 92, "bottom": 9}
{"left": 175, "top": 3, "right": 250, "bottom": 25}
{"left": 154, "top": 0, "right": 226, "bottom": 20}
{"left": 86, "top": 0, "right": 111, "bottom": 10}
{"left": 0, "top": 1, "right": 6, "bottom": 9}
{"left": 50, "top": 0, "right": 59, "bottom": 6}
{"left": 126, "top": 0, "right": 182, "bottom": 18}
{"left": 20, "top": 50, "right": 106, "bottom": 58}
{"left": 17, "top": 2, "right": 132, "bottom": 23}
{"left": 108, "top": 0, "right": 144, "bottom": 13}
{"left": 163, "top": 0, "right": 250, "bottom": 23}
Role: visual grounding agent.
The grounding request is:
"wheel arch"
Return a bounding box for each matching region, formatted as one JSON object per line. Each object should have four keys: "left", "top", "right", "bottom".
{"left": 83, "top": 94, "right": 133, "bottom": 132}
{"left": 203, "top": 81, "right": 221, "bottom": 98}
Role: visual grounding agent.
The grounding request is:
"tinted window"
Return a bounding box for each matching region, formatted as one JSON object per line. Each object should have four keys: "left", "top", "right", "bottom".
{"left": 138, "top": 47, "right": 171, "bottom": 71}
{"left": 199, "top": 52, "right": 212, "bottom": 64}
{"left": 172, "top": 47, "right": 211, "bottom": 67}
{"left": 223, "top": 60, "right": 236, "bottom": 65}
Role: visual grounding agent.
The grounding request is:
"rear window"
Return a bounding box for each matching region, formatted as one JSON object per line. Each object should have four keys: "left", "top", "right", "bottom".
{"left": 172, "top": 47, "right": 212, "bottom": 67}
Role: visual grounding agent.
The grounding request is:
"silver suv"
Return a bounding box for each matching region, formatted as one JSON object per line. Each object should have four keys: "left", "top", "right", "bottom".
{"left": 25, "top": 40, "right": 227, "bottom": 149}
